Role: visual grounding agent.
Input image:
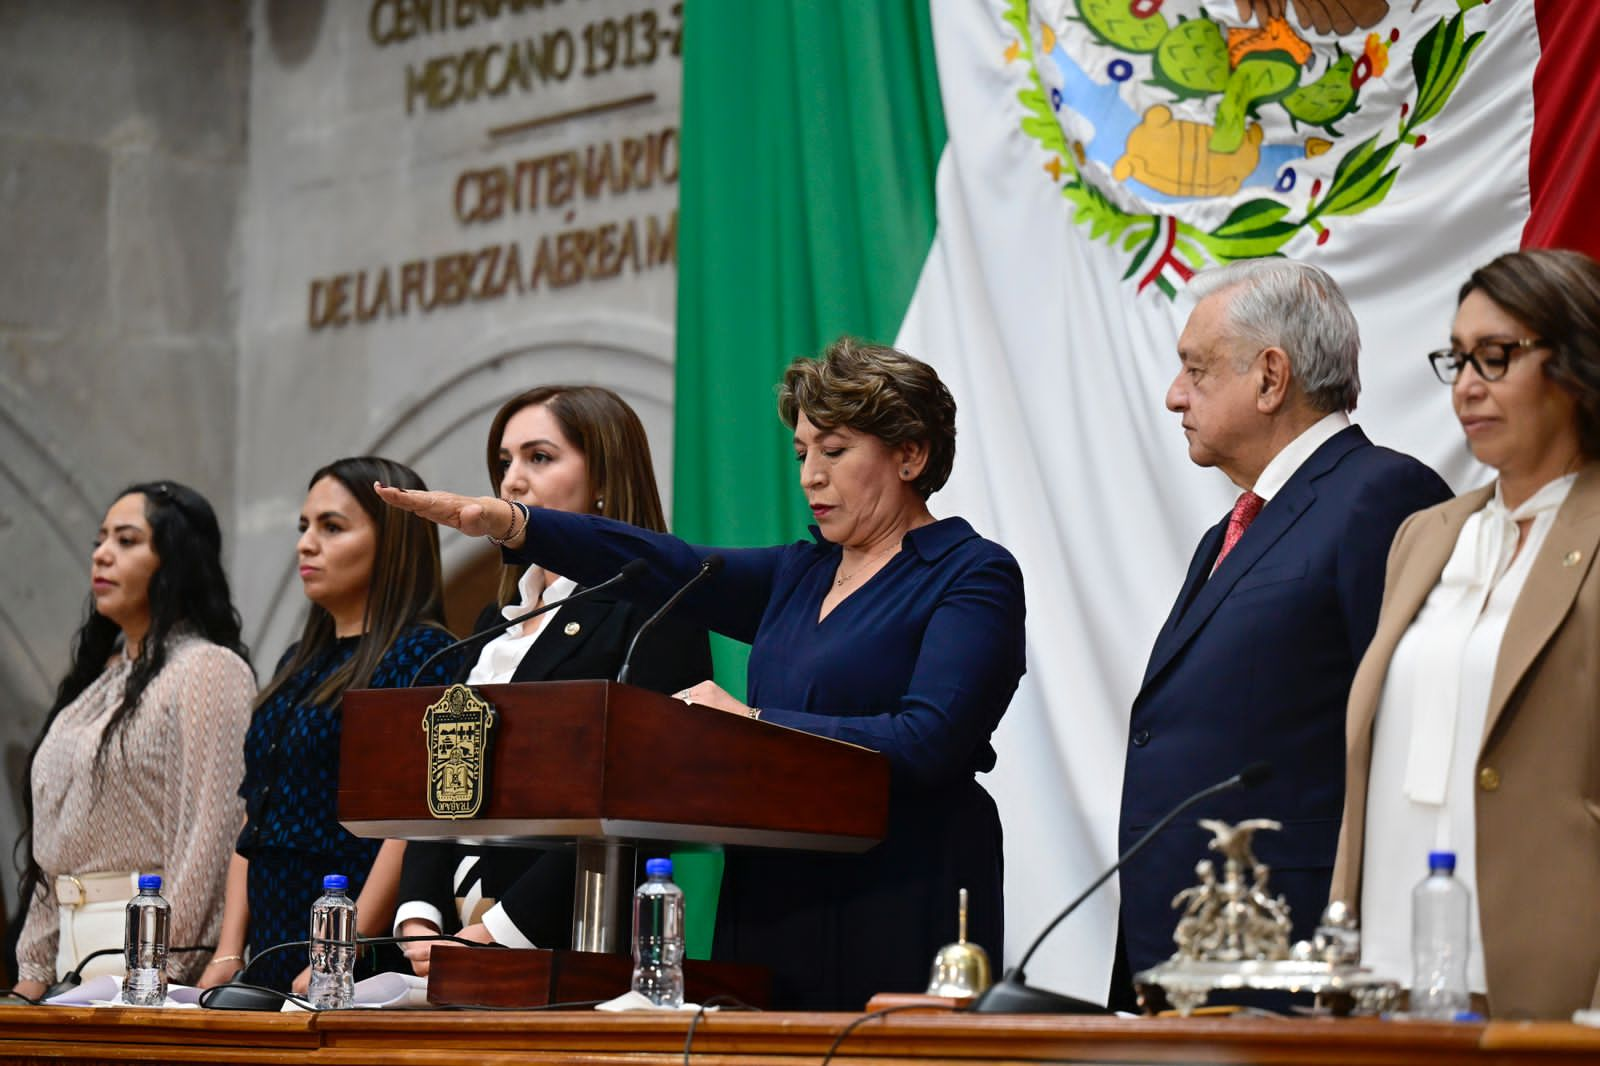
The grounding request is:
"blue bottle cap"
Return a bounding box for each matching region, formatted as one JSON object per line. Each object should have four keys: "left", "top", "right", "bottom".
{"left": 323, "top": 874, "right": 349, "bottom": 892}
{"left": 1427, "top": 850, "right": 1457, "bottom": 872}
{"left": 138, "top": 874, "right": 162, "bottom": 892}
{"left": 645, "top": 858, "right": 673, "bottom": 878}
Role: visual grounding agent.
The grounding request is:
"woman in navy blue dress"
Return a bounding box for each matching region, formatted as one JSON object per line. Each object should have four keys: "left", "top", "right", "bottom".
{"left": 199, "top": 457, "right": 458, "bottom": 994}
{"left": 379, "top": 339, "right": 1027, "bottom": 1010}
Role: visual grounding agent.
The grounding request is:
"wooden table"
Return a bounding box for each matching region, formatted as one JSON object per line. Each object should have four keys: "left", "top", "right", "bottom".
{"left": 0, "top": 1004, "right": 1596, "bottom": 1064}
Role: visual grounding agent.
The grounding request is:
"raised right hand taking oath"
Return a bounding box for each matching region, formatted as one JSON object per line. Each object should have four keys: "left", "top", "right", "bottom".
{"left": 374, "top": 483, "right": 524, "bottom": 547}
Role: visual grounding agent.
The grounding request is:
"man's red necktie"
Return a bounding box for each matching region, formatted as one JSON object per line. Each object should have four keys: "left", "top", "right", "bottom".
{"left": 1213, "top": 490, "right": 1264, "bottom": 570}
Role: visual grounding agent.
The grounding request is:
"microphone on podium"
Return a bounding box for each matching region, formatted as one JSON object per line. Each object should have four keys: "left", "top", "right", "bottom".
{"left": 44, "top": 944, "right": 216, "bottom": 1002}
{"left": 970, "top": 761, "right": 1273, "bottom": 1014}
{"left": 407, "top": 559, "right": 648, "bottom": 685}
{"left": 615, "top": 554, "right": 723, "bottom": 685}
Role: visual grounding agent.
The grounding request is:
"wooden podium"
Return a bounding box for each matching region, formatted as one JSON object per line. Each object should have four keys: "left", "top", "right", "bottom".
{"left": 338, "top": 680, "right": 890, "bottom": 1005}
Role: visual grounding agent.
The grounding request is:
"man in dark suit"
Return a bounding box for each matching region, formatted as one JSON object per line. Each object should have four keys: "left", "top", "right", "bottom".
{"left": 1113, "top": 259, "right": 1452, "bottom": 1002}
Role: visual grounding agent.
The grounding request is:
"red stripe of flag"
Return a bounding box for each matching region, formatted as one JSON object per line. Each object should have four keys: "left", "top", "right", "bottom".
{"left": 1523, "top": 1, "right": 1600, "bottom": 257}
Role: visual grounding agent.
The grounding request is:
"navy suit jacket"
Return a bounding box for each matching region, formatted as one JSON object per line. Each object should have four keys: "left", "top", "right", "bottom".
{"left": 1118, "top": 425, "right": 1451, "bottom": 976}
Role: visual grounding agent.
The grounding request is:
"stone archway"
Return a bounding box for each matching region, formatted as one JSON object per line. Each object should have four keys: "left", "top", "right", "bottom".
{"left": 242, "top": 316, "right": 675, "bottom": 663}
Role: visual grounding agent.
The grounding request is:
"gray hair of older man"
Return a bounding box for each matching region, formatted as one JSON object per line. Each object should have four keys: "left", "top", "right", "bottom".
{"left": 1188, "top": 259, "right": 1362, "bottom": 414}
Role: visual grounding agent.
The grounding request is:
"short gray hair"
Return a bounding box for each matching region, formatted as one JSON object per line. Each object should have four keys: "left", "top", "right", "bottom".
{"left": 1189, "top": 259, "right": 1361, "bottom": 413}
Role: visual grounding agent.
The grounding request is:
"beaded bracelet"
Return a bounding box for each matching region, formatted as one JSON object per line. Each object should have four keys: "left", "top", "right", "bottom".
{"left": 487, "top": 501, "right": 529, "bottom": 546}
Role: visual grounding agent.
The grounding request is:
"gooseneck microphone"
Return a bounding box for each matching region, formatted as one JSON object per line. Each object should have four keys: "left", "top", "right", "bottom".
{"left": 970, "top": 760, "right": 1273, "bottom": 1014}
{"left": 197, "top": 932, "right": 502, "bottom": 1011}
{"left": 407, "top": 559, "right": 648, "bottom": 685}
{"left": 615, "top": 554, "right": 724, "bottom": 685}
{"left": 44, "top": 944, "right": 215, "bottom": 1001}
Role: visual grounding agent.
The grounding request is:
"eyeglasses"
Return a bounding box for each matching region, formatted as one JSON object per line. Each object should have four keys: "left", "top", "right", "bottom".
{"left": 1428, "top": 339, "right": 1545, "bottom": 384}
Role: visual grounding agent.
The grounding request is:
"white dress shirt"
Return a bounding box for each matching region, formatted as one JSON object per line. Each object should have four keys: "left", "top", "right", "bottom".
{"left": 1248, "top": 411, "right": 1351, "bottom": 501}
{"left": 466, "top": 567, "right": 577, "bottom": 685}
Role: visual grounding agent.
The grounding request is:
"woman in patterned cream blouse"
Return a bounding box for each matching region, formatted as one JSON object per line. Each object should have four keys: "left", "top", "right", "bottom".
{"left": 11, "top": 482, "right": 255, "bottom": 1000}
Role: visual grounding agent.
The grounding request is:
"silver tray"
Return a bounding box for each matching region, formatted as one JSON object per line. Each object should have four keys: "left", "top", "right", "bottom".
{"left": 1135, "top": 958, "right": 1402, "bottom": 1016}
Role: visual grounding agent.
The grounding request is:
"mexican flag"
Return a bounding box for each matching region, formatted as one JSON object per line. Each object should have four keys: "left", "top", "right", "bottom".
{"left": 674, "top": 0, "right": 1599, "bottom": 1000}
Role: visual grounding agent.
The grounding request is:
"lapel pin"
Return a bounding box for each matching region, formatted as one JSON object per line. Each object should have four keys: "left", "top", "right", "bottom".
{"left": 1563, "top": 550, "right": 1582, "bottom": 568}
{"left": 564, "top": 621, "right": 581, "bottom": 636}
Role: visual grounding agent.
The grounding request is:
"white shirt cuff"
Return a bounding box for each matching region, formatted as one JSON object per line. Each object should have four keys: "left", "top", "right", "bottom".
{"left": 480, "top": 902, "right": 536, "bottom": 949}
{"left": 392, "top": 901, "right": 445, "bottom": 939}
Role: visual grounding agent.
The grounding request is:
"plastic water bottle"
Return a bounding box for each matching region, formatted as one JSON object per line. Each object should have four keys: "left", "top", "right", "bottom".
{"left": 307, "top": 874, "right": 357, "bottom": 1009}
{"left": 631, "top": 858, "right": 685, "bottom": 1007}
{"left": 1411, "top": 850, "right": 1471, "bottom": 1019}
{"left": 121, "top": 874, "right": 170, "bottom": 1005}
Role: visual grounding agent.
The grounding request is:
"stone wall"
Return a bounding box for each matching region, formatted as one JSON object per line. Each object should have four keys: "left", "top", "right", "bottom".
{"left": 0, "top": 0, "right": 683, "bottom": 939}
{"left": 0, "top": 0, "right": 248, "bottom": 910}
{"left": 236, "top": 0, "right": 683, "bottom": 661}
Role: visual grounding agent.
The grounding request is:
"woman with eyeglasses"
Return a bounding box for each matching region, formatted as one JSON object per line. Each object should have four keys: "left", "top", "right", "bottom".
{"left": 1330, "top": 248, "right": 1600, "bottom": 1018}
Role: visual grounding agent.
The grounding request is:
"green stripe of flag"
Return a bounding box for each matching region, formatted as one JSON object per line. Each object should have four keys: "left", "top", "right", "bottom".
{"left": 670, "top": 0, "right": 947, "bottom": 960}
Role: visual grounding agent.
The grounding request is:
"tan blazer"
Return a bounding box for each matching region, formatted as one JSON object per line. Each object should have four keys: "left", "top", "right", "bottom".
{"left": 1331, "top": 463, "right": 1600, "bottom": 1019}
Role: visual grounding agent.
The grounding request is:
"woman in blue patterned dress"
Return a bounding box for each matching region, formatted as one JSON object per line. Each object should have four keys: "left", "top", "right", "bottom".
{"left": 199, "top": 457, "right": 457, "bottom": 994}
{"left": 378, "top": 340, "right": 1028, "bottom": 1010}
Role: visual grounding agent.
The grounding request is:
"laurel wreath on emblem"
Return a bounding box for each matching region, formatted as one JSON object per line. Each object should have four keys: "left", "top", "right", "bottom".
{"left": 1006, "top": 0, "right": 1486, "bottom": 297}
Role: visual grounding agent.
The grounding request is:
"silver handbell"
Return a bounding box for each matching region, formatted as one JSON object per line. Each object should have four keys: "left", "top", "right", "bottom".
{"left": 926, "top": 888, "right": 992, "bottom": 997}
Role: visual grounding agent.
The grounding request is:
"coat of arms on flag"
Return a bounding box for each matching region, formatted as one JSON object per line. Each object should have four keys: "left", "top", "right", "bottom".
{"left": 1010, "top": 0, "right": 1488, "bottom": 296}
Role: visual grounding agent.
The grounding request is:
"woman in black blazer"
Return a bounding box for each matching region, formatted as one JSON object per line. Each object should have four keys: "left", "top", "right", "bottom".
{"left": 393, "top": 386, "right": 711, "bottom": 972}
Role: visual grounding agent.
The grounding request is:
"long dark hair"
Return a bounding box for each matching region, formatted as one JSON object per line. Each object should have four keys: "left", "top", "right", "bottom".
{"left": 14, "top": 481, "right": 248, "bottom": 909}
{"left": 484, "top": 386, "right": 667, "bottom": 605}
{"left": 255, "top": 456, "right": 447, "bottom": 710}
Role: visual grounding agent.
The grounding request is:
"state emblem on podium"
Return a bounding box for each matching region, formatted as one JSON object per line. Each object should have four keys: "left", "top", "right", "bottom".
{"left": 422, "top": 684, "right": 498, "bottom": 819}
